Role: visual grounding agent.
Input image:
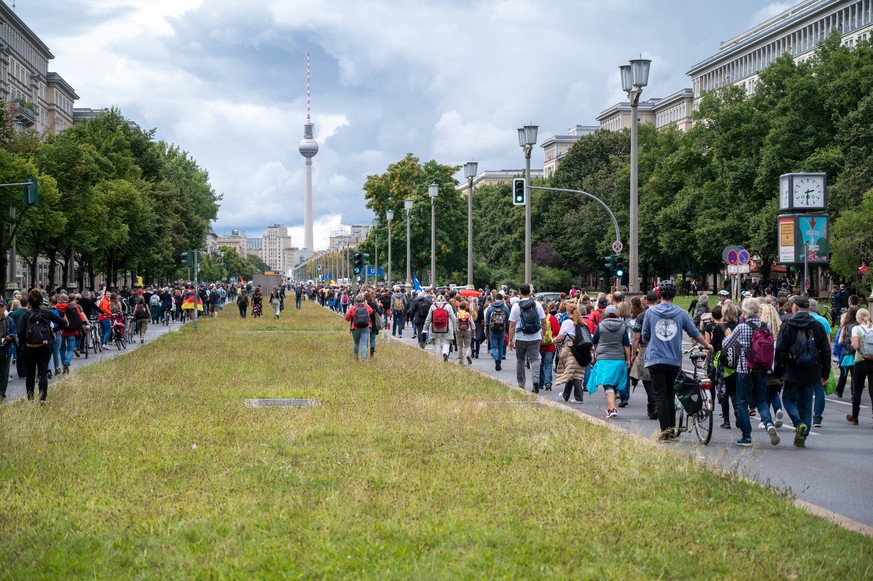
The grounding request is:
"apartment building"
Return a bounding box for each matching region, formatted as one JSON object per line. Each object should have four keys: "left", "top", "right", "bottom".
{"left": 0, "top": 2, "right": 77, "bottom": 135}
{"left": 596, "top": 89, "right": 695, "bottom": 133}
{"left": 457, "top": 169, "right": 545, "bottom": 196}
{"left": 541, "top": 125, "right": 598, "bottom": 178}
{"left": 688, "top": 0, "right": 873, "bottom": 102}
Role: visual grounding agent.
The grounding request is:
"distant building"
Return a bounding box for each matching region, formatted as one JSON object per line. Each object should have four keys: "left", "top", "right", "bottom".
{"left": 0, "top": 2, "right": 78, "bottom": 136}
{"left": 457, "top": 169, "right": 545, "bottom": 196}
{"left": 541, "top": 125, "right": 598, "bottom": 178}
{"left": 72, "top": 107, "right": 140, "bottom": 130}
{"left": 597, "top": 89, "right": 694, "bottom": 133}
{"left": 688, "top": 0, "right": 873, "bottom": 104}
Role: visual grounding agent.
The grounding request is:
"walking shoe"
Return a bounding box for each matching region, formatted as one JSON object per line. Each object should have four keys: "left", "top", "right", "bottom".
{"left": 74, "top": 348, "right": 80, "bottom": 358}
{"left": 495, "top": 361, "right": 501, "bottom": 371}
{"left": 812, "top": 421, "right": 822, "bottom": 428}
{"left": 532, "top": 383, "right": 539, "bottom": 394}
{"left": 607, "top": 408, "right": 617, "bottom": 419}
{"left": 794, "top": 424, "right": 807, "bottom": 447}
{"left": 525, "top": 360, "right": 530, "bottom": 369}
{"left": 720, "top": 422, "right": 731, "bottom": 429}
{"left": 442, "top": 353, "right": 449, "bottom": 363}
{"left": 735, "top": 437, "right": 752, "bottom": 447}
{"left": 618, "top": 400, "right": 628, "bottom": 408}
{"left": 775, "top": 409, "right": 784, "bottom": 428}
{"left": 62, "top": 364, "right": 69, "bottom": 374}
{"left": 573, "top": 397, "right": 584, "bottom": 403}
{"left": 767, "top": 425, "right": 781, "bottom": 446}
{"left": 658, "top": 431, "right": 677, "bottom": 443}
{"left": 846, "top": 415, "right": 859, "bottom": 425}
{"left": 758, "top": 421, "right": 765, "bottom": 430}
{"left": 467, "top": 356, "right": 472, "bottom": 365}
{"left": 544, "top": 384, "right": 552, "bottom": 392}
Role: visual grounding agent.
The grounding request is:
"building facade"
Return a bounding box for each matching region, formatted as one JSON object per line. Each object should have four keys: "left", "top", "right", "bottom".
{"left": 688, "top": 0, "right": 873, "bottom": 103}
{"left": 457, "top": 169, "right": 545, "bottom": 196}
{"left": 596, "top": 89, "right": 694, "bottom": 133}
{"left": 541, "top": 125, "right": 598, "bottom": 178}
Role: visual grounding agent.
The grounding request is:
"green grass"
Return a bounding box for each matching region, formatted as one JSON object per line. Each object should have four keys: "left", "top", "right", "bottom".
{"left": 0, "top": 303, "right": 871, "bottom": 578}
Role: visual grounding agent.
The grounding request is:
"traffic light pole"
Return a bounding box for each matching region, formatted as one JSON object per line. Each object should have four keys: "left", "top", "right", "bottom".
{"left": 529, "top": 186, "right": 621, "bottom": 246}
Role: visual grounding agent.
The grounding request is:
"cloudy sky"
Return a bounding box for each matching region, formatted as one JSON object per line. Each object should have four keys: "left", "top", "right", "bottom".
{"left": 14, "top": 0, "right": 795, "bottom": 250}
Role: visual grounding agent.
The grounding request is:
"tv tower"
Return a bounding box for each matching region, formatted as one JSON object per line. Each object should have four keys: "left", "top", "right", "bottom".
{"left": 298, "top": 52, "right": 318, "bottom": 251}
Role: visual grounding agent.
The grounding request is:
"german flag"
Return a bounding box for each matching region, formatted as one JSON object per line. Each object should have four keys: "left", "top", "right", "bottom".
{"left": 181, "top": 293, "right": 203, "bottom": 311}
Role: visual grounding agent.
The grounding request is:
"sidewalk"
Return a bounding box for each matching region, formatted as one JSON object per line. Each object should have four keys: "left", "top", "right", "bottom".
{"left": 2, "top": 318, "right": 188, "bottom": 402}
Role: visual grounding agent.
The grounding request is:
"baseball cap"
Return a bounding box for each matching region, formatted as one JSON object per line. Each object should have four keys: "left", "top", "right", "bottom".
{"left": 598, "top": 296, "right": 608, "bottom": 307}
{"left": 604, "top": 305, "right": 617, "bottom": 316}
{"left": 792, "top": 295, "right": 810, "bottom": 309}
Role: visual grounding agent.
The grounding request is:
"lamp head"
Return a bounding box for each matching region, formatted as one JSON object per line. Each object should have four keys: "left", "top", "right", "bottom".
{"left": 464, "top": 161, "right": 478, "bottom": 179}
{"left": 429, "top": 183, "right": 439, "bottom": 198}
{"left": 630, "top": 58, "right": 651, "bottom": 88}
{"left": 386, "top": 209, "right": 394, "bottom": 221}
{"left": 620, "top": 64, "right": 633, "bottom": 93}
{"left": 404, "top": 198, "right": 414, "bottom": 211}
{"left": 517, "top": 124, "right": 538, "bottom": 147}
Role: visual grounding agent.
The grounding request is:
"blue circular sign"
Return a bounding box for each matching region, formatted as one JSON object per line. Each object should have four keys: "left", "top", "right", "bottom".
{"left": 737, "top": 249, "right": 750, "bottom": 265}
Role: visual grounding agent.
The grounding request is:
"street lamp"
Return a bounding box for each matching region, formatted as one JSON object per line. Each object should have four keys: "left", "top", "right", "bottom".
{"left": 463, "top": 161, "right": 478, "bottom": 289}
{"left": 429, "top": 183, "right": 439, "bottom": 288}
{"left": 517, "top": 124, "right": 538, "bottom": 286}
{"left": 386, "top": 206, "right": 394, "bottom": 284}
{"left": 373, "top": 217, "right": 380, "bottom": 286}
{"left": 404, "top": 198, "right": 414, "bottom": 288}
{"left": 619, "top": 57, "right": 651, "bottom": 294}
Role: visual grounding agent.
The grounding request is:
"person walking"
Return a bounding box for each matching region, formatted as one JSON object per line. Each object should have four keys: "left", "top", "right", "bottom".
{"left": 0, "top": 300, "right": 17, "bottom": 399}
{"left": 847, "top": 307, "right": 873, "bottom": 426}
{"left": 424, "top": 294, "right": 456, "bottom": 362}
{"left": 720, "top": 298, "right": 780, "bottom": 447}
{"left": 365, "top": 291, "right": 383, "bottom": 359}
{"left": 484, "top": 294, "right": 510, "bottom": 371}
{"left": 344, "top": 294, "right": 373, "bottom": 362}
{"left": 455, "top": 300, "right": 473, "bottom": 365}
{"left": 237, "top": 291, "right": 248, "bottom": 318}
{"left": 17, "top": 289, "right": 67, "bottom": 402}
{"left": 507, "top": 284, "right": 547, "bottom": 393}
{"left": 414, "top": 291, "right": 433, "bottom": 349}
{"left": 251, "top": 286, "right": 263, "bottom": 318}
{"left": 270, "top": 287, "right": 281, "bottom": 319}
{"left": 133, "top": 296, "right": 149, "bottom": 343}
{"left": 630, "top": 291, "right": 658, "bottom": 419}
{"left": 773, "top": 294, "right": 831, "bottom": 446}
{"left": 641, "top": 279, "right": 713, "bottom": 443}
{"left": 834, "top": 307, "right": 858, "bottom": 398}
{"left": 539, "top": 303, "right": 559, "bottom": 391}
{"left": 554, "top": 302, "right": 589, "bottom": 403}
{"left": 390, "top": 286, "right": 408, "bottom": 338}
{"left": 588, "top": 305, "right": 630, "bottom": 419}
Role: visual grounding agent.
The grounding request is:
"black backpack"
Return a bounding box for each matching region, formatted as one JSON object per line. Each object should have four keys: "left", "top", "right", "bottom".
{"left": 65, "top": 304, "right": 83, "bottom": 331}
{"left": 353, "top": 305, "right": 370, "bottom": 328}
{"left": 518, "top": 299, "right": 541, "bottom": 335}
{"left": 26, "top": 311, "right": 53, "bottom": 347}
{"left": 569, "top": 322, "right": 593, "bottom": 367}
{"left": 790, "top": 325, "right": 819, "bottom": 366}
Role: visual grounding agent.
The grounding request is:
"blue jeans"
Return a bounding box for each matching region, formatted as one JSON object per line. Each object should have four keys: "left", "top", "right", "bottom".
{"left": 351, "top": 328, "right": 369, "bottom": 360}
{"left": 61, "top": 334, "right": 77, "bottom": 366}
{"left": 393, "top": 312, "right": 404, "bottom": 336}
{"left": 540, "top": 350, "right": 554, "bottom": 387}
{"left": 52, "top": 331, "right": 62, "bottom": 370}
{"left": 813, "top": 381, "right": 825, "bottom": 424}
{"left": 736, "top": 370, "right": 773, "bottom": 439}
{"left": 489, "top": 331, "right": 505, "bottom": 361}
{"left": 782, "top": 380, "right": 814, "bottom": 436}
{"left": 369, "top": 328, "right": 377, "bottom": 352}
{"left": 100, "top": 319, "right": 111, "bottom": 345}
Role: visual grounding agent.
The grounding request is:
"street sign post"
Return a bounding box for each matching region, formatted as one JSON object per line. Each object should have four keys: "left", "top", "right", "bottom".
{"left": 612, "top": 240, "right": 623, "bottom": 253}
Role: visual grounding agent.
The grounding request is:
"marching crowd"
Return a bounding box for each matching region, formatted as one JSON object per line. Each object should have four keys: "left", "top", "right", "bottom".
{"left": 307, "top": 277, "right": 871, "bottom": 447}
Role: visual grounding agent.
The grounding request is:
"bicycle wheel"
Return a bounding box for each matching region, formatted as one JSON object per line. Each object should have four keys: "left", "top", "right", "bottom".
{"left": 674, "top": 398, "right": 686, "bottom": 434}
{"left": 83, "top": 332, "right": 89, "bottom": 359}
{"left": 692, "top": 388, "right": 714, "bottom": 445}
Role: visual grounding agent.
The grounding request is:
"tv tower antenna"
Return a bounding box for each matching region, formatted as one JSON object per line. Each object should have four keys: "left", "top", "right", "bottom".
{"left": 298, "top": 52, "right": 318, "bottom": 251}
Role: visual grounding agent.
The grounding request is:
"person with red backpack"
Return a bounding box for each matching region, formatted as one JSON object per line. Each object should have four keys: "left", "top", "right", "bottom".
{"left": 344, "top": 294, "right": 373, "bottom": 362}
{"left": 56, "top": 293, "right": 85, "bottom": 374}
{"left": 720, "top": 298, "right": 779, "bottom": 447}
{"left": 424, "top": 294, "right": 456, "bottom": 362}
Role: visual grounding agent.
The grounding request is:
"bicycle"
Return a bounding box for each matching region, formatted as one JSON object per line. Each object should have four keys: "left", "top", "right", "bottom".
{"left": 85, "top": 315, "right": 103, "bottom": 356}
{"left": 162, "top": 304, "right": 173, "bottom": 326}
{"left": 674, "top": 345, "right": 714, "bottom": 445}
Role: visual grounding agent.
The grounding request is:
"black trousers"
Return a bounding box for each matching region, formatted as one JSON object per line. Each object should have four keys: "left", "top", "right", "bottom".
{"left": 649, "top": 363, "right": 681, "bottom": 433}
{"left": 851, "top": 360, "right": 873, "bottom": 419}
{"left": 0, "top": 349, "right": 10, "bottom": 397}
{"left": 23, "top": 345, "right": 51, "bottom": 400}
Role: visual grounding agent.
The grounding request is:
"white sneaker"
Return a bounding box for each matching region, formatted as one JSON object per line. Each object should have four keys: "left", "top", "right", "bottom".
{"left": 775, "top": 409, "right": 784, "bottom": 428}
{"left": 767, "top": 425, "right": 781, "bottom": 446}
{"left": 758, "top": 421, "right": 766, "bottom": 430}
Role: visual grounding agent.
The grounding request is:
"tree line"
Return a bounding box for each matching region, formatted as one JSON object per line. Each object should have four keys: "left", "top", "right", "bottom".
{"left": 0, "top": 108, "right": 220, "bottom": 291}
{"left": 360, "top": 33, "right": 873, "bottom": 293}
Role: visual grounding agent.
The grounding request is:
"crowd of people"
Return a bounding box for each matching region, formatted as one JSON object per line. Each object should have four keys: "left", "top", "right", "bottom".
{"left": 302, "top": 276, "right": 870, "bottom": 448}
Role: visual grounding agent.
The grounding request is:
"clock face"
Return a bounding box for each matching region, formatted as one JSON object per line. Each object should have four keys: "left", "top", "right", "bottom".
{"left": 780, "top": 177, "right": 790, "bottom": 209}
{"left": 793, "top": 176, "right": 823, "bottom": 207}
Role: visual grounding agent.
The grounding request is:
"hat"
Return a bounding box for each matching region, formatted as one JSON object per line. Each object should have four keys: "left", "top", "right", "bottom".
{"left": 717, "top": 290, "right": 729, "bottom": 296}
{"left": 793, "top": 295, "right": 810, "bottom": 309}
{"left": 742, "top": 291, "right": 752, "bottom": 298}
{"left": 598, "top": 296, "right": 608, "bottom": 307}
{"left": 604, "top": 305, "right": 617, "bottom": 316}
{"left": 0, "top": 299, "right": 6, "bottom": 306}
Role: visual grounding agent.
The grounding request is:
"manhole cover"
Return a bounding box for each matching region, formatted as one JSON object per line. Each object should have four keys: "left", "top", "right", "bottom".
{"left": 477, "top": 401, "right": 546, "bottom": 408}
{"left": 244, "top": 398, "right": 320, "bottom": 408}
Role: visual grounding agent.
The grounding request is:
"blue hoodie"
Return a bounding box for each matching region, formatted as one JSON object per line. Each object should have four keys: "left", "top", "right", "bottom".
{"left": 641, "top": 302, "right": 700, "bottom": 368}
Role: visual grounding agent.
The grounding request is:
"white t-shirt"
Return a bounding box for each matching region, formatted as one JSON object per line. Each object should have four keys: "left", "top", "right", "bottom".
{"left": 558, "top": 319, "right": 576, "bottom": 339}
{"left": 509, "top": 298, "right": 546, "bottom": 342}
{"left": 853, "top": 324, "right": 873, "bottom": 364}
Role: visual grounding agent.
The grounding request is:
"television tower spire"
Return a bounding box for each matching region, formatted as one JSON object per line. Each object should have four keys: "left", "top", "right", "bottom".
{"left": 298, "top": 52, "right": 318, "bottom": 251}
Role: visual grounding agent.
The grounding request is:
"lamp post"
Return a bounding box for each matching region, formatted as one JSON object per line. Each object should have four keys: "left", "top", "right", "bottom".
{"left": 373, "top": 217, "right": 379, "bottom": 286}
{"left": 386, "top": 207, "right": 394, "bottom": 284}
{"left": 619, "top": 57, "right": 651, "bottom": 294}
{"left": 404, "top": 198, "right": 414, "bottom": 288}
{"left": 517, "top": 124, "right": 538, "bottom": 286}
{"left": 463, "top": 161, "right": 478, "bottom": 289}
{"left": 429, "top": 183, "right": 439, "bottom": 288}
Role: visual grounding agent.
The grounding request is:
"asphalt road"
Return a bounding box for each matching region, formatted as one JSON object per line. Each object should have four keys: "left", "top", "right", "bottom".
{"left": 2, "top": 317, "right": 187, "bottom": 402}
{"left": 389, "top": 327, "right": 873, "bottom": 529}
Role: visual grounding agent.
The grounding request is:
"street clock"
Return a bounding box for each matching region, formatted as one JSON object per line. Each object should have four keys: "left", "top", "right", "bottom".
{"left": 779, "top": 173, "right": 827, "bottom": 211}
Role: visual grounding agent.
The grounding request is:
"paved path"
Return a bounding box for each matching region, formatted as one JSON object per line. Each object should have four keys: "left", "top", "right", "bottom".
{"left": 3, "top": 318, "right": 187, "bottom": 402}
{"left": 386, "top": 325, "right": 873, "bottom": 530}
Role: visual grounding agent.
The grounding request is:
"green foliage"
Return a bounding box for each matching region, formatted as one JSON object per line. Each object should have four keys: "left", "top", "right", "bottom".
{"left": 246, "top": 254, "right": 272, "bottom": 274}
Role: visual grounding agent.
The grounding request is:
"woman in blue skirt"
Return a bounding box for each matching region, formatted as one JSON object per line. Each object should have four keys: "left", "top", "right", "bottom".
{"left": 588, "top": 305, "right": 631, "bottom": 419}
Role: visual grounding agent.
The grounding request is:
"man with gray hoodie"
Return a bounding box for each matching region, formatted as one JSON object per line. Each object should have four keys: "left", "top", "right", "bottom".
{"left": 642, "top": 279, "right": 712, "bottom": 442}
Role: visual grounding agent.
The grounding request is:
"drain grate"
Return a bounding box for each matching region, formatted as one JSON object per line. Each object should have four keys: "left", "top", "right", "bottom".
{"left": 244, "top": 398, "right": 320, "bottom": 408}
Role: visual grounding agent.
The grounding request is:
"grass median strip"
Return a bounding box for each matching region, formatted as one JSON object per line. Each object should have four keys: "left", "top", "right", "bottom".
{"left": 0, "top": 302, "right": 870, "bottom": 578}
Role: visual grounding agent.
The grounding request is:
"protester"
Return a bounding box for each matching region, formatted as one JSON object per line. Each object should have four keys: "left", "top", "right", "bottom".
{"left": 847, "top": 308, "right": 873, "bottom": 426}
{"left": 424, "top": 294, "right": 456, "bottom": 362}
{"left": 589, "top": 305, "right": 630, "bottom": 419}
{"left": 344, "top": 294, "right": 373, "bottom": 362}
{"left": 17, "top": 289, "right": 67, "bottom": 402}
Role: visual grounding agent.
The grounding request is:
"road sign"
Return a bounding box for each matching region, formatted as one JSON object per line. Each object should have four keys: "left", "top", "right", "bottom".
{"left": 737, "top": 249, "right": 750, "bottom": 265}
{"left": 727, "top": 264, "right": 750, "bottom": 275}
{"left": 612, "top": 240, "right": 623, "bottom": 253}
{"left": 727, "top": 250, "right": 739, "bottom": 265}
{"left": 722, "top": 245, "right": 742, "bottom": 263}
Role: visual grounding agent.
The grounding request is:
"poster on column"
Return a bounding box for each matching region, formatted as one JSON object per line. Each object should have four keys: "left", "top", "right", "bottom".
{"left": 778, "top": 216, "right": 795, "bottom": 263}
{"left": 796, "top": 214, "right": 829, "bottom": 264}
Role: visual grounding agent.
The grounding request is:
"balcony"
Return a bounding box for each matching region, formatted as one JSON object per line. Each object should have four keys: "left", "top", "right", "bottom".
{"left": 12, "top": 100, "right": 37, "bottom": 128}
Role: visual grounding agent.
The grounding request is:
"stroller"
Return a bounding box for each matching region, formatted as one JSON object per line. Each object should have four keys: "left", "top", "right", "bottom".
{"left": 111, "top": 313, "right": 127, "bottom": 349}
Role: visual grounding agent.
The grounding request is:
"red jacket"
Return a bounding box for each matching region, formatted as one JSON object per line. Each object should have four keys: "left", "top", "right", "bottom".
{"left": 540, "top": 314, "right": 560, "bottom": 353}
{"left": 56, "top": 302, "right": 85, "bottom": 337}
{"left": 344, "top": 302, "right": 373, "bottom": 330}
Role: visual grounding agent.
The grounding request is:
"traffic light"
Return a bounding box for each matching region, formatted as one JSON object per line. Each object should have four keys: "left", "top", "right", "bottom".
{"left": 614, "top": 254, "right": 625, "bottom": 278}
{"left": 353, "top": 252, "right": 363, "bottom": 275}
{"left": 512, "top": 177, "right": 526, "bottom": 206}
{"left": 23, "top": 178, "right": 38, "bottom": 207}
{"left": 604, "top": 255, "right": 615, "bottom": 273}
{"left": 181, "top": 252, "right": 192, "bottom": 267}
